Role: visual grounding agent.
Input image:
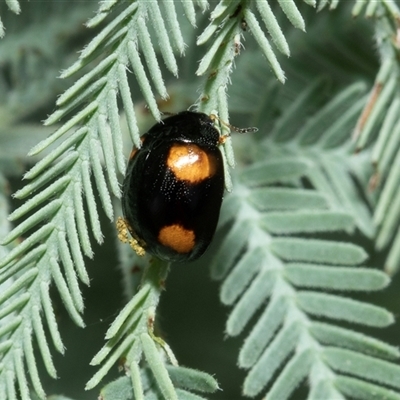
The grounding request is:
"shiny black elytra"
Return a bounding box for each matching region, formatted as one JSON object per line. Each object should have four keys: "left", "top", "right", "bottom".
{"left": 122, "top": 111, "right": 225, "bottom": 263}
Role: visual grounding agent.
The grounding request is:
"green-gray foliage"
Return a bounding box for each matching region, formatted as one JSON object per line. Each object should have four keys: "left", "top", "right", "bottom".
{"left": 1, "top": 0, "right": 400, "bottom": 399}
{"left": 212, "top": 91, "right": 398, "bottom": 393}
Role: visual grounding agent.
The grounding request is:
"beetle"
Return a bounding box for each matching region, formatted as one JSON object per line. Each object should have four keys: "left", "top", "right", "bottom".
{"left": 119, "top": 111, "right": 225, "bottom": 262}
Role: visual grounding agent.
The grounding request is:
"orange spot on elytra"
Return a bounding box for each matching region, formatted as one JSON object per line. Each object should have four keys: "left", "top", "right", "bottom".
{"left": 158, "top": 224, "right": 195, "bottom": 253}
{"left": 166, "top": 144, "right": 217, "bottom": 183}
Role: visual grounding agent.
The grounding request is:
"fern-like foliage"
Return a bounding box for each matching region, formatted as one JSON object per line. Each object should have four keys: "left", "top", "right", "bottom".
{"left": 99, "top": 368, "right": 218, "bottom": 400}
{"left": 194, "top": 0, "right": 314, "bottom": 189}
{"left": 0, "top": 0, "right": 205, "bottom": 397}
{"left": 316, "top": 0, "right": 400, "bottom": 274}
{"left": 211, "top": 76, "right": 400, "bottom": 398}
{"left": 86, "top": 257, "right": 219, "bottom": 399}
{"left": 348, "top": 1, "right": 400, "bottom": 274}
{"left": 0, "top": 0, "right": 242, "bottom": 397}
